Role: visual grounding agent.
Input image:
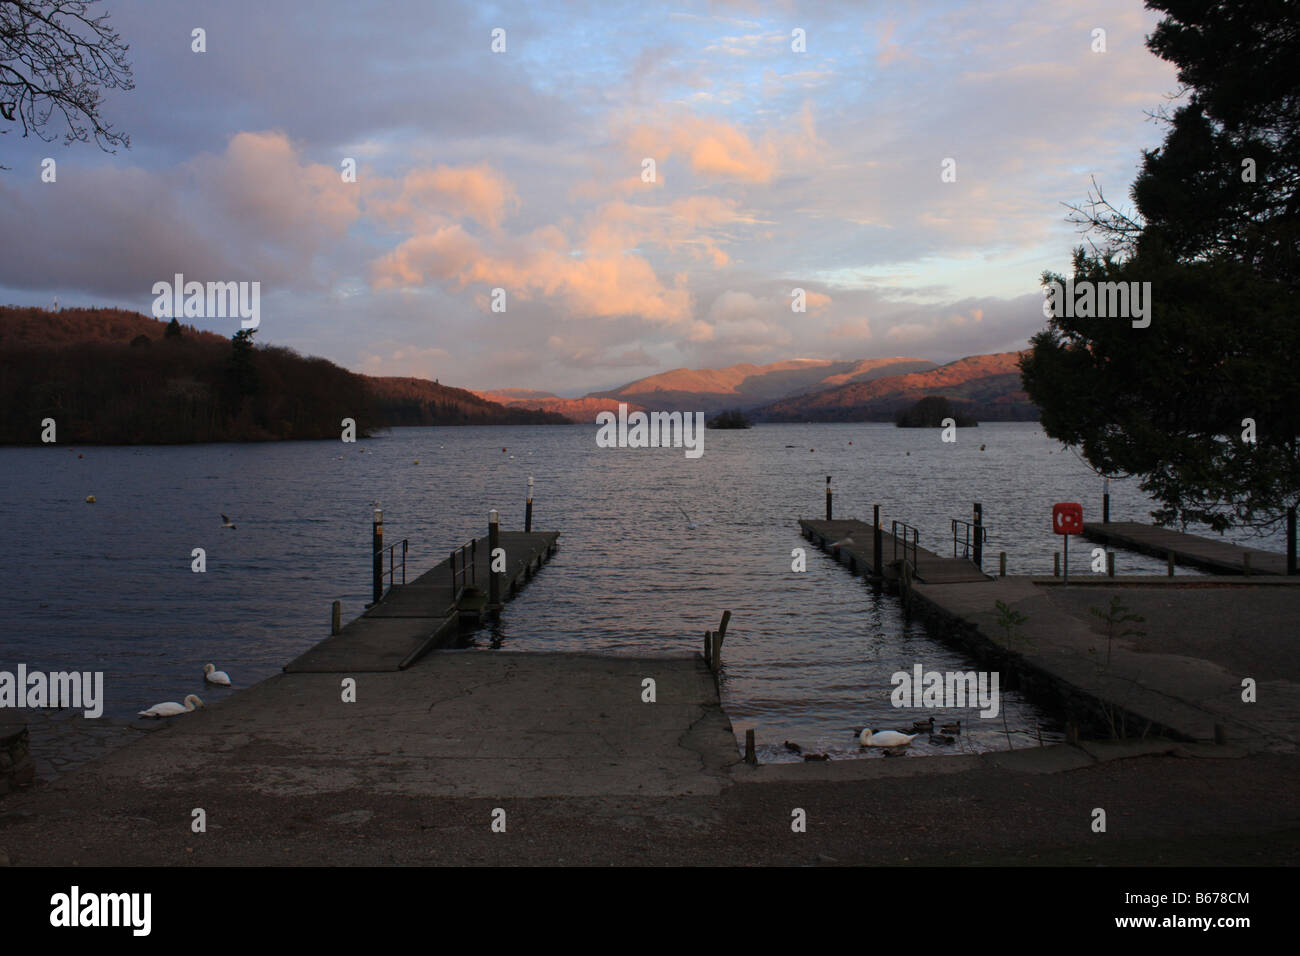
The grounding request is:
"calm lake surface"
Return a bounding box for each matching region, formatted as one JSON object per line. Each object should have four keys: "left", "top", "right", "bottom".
{"left": 0, "top": 422, "right": 1284, "bottom": 766}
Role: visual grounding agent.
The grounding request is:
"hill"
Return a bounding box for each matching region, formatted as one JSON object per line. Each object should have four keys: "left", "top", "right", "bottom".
{"left": 367, "top": 377, "right": 568, "bottom": 426}
{"left": 754, "top": 352, "right": 1036, "bottom": 422}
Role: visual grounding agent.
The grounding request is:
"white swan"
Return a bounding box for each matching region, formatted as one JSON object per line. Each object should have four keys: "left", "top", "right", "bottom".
{"left": 221, "top": 514, "right": 236, "bottom": 529}
{"left": 203, "top": 664, "right": 231, "bottom": 686}
{"left": 139, "top": 694, "right": 204, "bottom": 718}
{"left": 678, "top": 506, "right": 696, "bottom": 530}
{"left": 860, "top": 729, "right": 917, "bottom": 747}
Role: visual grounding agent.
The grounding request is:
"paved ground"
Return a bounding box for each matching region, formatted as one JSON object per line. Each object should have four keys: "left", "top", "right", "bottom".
{"left": 910, "top": 578, "right": 1300, "bottom": 751}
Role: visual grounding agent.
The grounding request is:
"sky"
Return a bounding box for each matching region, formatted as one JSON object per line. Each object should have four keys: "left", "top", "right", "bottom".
{"left": 0, "top": 0, "right": 1181, "bottom": 395}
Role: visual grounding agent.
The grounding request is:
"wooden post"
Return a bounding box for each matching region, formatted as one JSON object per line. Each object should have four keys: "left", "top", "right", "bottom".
{"left": 331, "top": 600, "right": 341, "bottom": 635}
{"left": 873, "top": 505, "right": 883, "bottom": 577}
{"left": 825, "top": 476, "right": 832, "bottom": 520}
{"left": 1106, "top": 551, "right": 1115, "bottom": 578}
{"left": 1288, "top": 506, "right": 1297, "bottom": 575}
{"left": 703, "top": 630, "right": 712, "bottom": 667}
{"left": 525, "top": 476, "right": 534, "bottom": 533}
{"left": 1103, "top": 477, "right": 1110, "bottom": 524}
{"left": 999, "top": 551, "right": 1007, "bottom": 577}
{"left": 488, "top": 509, "right": 501, "bottom": 606}
{"left": 972, "top": 502, "right": 983, "bottom": 569}
{"left": 1167, "top": 552, "right": 1175, "bottom": 577}
{"left": 372, "top": 508, "right": 384, "bottom": 605}
{"left": 744, "top": 728, "right": 757, "bottom": 765}
{"left": 712, "top": 610, "right": 731, "bottom": 668}
{"left": 1243, "top": 552, "right": 1251, "bottom": 577}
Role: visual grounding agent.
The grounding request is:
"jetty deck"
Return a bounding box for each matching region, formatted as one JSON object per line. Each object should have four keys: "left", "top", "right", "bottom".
{"left": 800, "top": 518, "right": 991, "bottom": 584}
{"left": 1082, "top": 521, "right": 1289, "bottom": 576}
{"left": 285, "top": 531, "right": 559, "bottom": 673}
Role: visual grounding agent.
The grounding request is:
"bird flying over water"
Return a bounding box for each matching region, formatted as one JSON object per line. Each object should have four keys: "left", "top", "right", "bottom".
{"left": 221, "top": 514, "right": 236, "bottom": 529}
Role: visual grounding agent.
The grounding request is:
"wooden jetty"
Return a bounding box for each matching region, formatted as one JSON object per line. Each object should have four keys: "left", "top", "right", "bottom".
{"left": 1082, "top": 521, "right": 1289, "bottom": 576}
{"left": 285, "top": 530, "right": 559, "bottom": 673}
{"left": 800, "top": 518, "right": 990, "bottom": 585}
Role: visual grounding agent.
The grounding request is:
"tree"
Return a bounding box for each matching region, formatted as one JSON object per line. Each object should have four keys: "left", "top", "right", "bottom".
{"left": 164, "top": 317, "right": 183, "bottom": 339}
{"left": 0, "top": 0, "right": 133, "bottom": 162}
{"left": 227, "top": 327, "right": 258, "bottom": 399}
{"left": 1021, "top": 0, "right": 1300, "bottom": 533}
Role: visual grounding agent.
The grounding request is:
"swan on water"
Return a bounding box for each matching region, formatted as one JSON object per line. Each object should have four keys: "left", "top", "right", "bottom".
{"left": 203, "top": 664, "right": 231, "bottom": 686}
{"left": 678, "top": 506, "right": 696, "bottom": 530}
{"left": 221, "top": 514, "right": 236, "bottom": 529}
{"left": 859, "top": 728, "right": 917, "bottom": 747}
{"left": 138, "top": 694, "right": 204, "bottom": 718}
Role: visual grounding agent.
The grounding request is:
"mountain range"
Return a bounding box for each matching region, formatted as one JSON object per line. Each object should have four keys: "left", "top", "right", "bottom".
{"left": 477, "top": 352, "right": 1037, "bottom": 423}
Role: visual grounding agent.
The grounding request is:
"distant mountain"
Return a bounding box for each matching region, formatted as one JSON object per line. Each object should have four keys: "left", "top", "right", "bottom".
{"left": 367, "top": 377, "right": 569, "bottom": 426}
{"left": 587, "top": 356, "right": 937, "bottom": 414}
{"left": 753, "top": 352, "right": 1036, "bottom": 422}
{"left": 473, "top": 389, "right": 648, "bottom": 421}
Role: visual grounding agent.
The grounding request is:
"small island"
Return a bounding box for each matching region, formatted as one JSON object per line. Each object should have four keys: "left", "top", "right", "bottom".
{"left": 706, "top": 408, "right": 753, "bottom": 429}
{"left": 894, "top": 395, "right": 978, "bottom": 428}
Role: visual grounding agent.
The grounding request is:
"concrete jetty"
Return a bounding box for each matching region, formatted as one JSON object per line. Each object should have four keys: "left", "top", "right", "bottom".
{"left": 1082, "top": 521, "right": 1289, "bottom": 575}
{"left": 285, "top": 531, "right": 559, "bottom": 673}
{"left": 800, "top": 517, "right": 991, "bottom": 584}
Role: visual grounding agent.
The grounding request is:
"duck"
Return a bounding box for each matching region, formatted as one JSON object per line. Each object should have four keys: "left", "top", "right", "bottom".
{"left": 783, "top": 740, "right": 803, "bottom": 754}
{"left": 203, "top": 664, "right": 231, "bottom": 686}
{"left": 802, "top": 752, "right": 831, "bottom": 761}
{"left": 138, "top": 694, "right": 203, "bottom": 718}
{"left": 881, "top": 747, "right": 907, "bottom": 757}
{"left": 929, "top": 733, "right": 956, "bottom": 745}
{"left": 940, "top": 720, "right": 961, "bottom": 734}
{"left": 84, "top": 495, "right": 96, "bottom": 503}
{"left": 221, "top": 514, "right": 236, "bottom": 529}
{"left": 860, "top": 729, "right": 917, "bottom": 747}
{"left": 910, "top": 717, "right": 935, "bottom": 732}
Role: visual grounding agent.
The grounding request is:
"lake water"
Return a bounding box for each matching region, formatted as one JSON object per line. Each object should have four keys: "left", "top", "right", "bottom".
{"left": 0, "top": 423, "right": 1284, "bottom": 769}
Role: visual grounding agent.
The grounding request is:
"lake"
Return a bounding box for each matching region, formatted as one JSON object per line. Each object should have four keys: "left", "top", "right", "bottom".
{"left": 0, "top": 422, "right": 1283, "bottom": 769}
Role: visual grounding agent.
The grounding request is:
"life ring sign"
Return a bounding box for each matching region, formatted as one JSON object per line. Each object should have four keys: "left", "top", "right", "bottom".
{"left": 1053, "top": 502, "right": 1083, "bottom": 535}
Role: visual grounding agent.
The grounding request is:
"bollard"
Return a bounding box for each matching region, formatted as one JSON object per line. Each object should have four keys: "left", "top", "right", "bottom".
{"left": 745, "top": 728, "right": 757, "bottom": 765}
{"left": 372, "top": 508, "right": 384, "bottom": 605}
{"left": 873, "top": 505, "right": 883, "bottom": 577}
{"left": 1167, "top": 552, "right": 1175, "bottom": 577}
{"left": 999, "top": 551, "right": 1007, "bottom": 577}
{"left": 703, "top": 630, "right": 712, "bottom": 667}
{"left": 825, "top": 476, "right": 832, "bottom": 520}
{"left": 525, "top": 476, "right": 534, "bottom": 533}
{"left": 332, "top": 600, "right": 341, "bottom": 635}
{"left": 1107, "top": 551, "right": 1115, "bottom": 578}
{"left": 1103, "top": 477, "right": 1110, "bottom": 524}
{"left": 972, "top": 502, "right": 983, "bottom": 569}
{"left": 489, "top": 509, "right": 501, "bottom": 606}
{"left": 1054, "top": 551, "right": 1060, "bottom": 577}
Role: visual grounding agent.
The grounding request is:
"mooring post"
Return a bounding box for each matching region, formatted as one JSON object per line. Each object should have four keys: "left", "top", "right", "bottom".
{"left": 372, "top": 508, "right": 384, "bottom": 605}
{"left": 488, "top": 509, "right": 501, "bottom": 606}
{"left": 999, "top": 551, "right": 1007, "bottom": 577}
{"left": 973, "top": 502, "right": 983, "bottom": 569}
{"left": 1103, "top": 477, "right": 1110, "bottom": 524}
{"left": 449, "top": 550, "right": 457, "bottom": 596}
{"left": 331, "top": 600, "right": 341, "bottom": 635}
{"left": 525, "top": 476, "right": 534, "bottom": 533}
{"left": 1167, "top": 552, "right": 1175, "bottom": 577}
{"left": 744, "top": 728, "right": 757, "bottom": 765}
{"left": 873, "top": 504, "right": 883, "bottom": 577}
{"left": 1288, "top": 505, "right": 1297, "bottom": 575}
{"left": 703, "top": 630, "right": 712, "bottom": 667}
{"left": 712, "top": 610, "right": 731, "bottom": 669}
{"left": 825, "top": 476, "right": 832, "bottom": 520}
{"left": 1106, "top": 551, "right": 1115, "bottom": 578}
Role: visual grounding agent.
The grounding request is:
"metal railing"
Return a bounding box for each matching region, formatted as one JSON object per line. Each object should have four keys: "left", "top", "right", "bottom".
{"left": 891, "top": 520, "right": 919, "bottom": 577}
{"left": 375, "top": 538, "right": 408, "bottom": 597}
{"left": 951, "top": 519, "right": 989, "bottom": 565}
{"left": 449, "top": 539, "right": 478, "bottom": 603}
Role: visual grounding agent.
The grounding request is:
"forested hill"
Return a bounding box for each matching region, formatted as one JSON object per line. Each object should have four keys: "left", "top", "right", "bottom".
{"left": 0, "top": 307, "right": 564, "bottom": 444}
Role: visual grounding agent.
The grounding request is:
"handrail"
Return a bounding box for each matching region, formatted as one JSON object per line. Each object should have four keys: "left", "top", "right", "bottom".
{"left": 449, "top": 538, "right": 478, "bottom": 603}
{"left": 951, "top": 519, "right": 990, "bottom": 564}
{"left": 890, "top": 520, "right": 919, "bottom": 577}
{"left": 374, "top": 538, "right": 408, "bottom": 598}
